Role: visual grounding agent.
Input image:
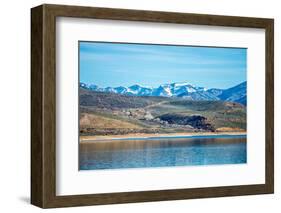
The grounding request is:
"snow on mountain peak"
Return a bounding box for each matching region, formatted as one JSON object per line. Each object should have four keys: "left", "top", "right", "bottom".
{"left": 79, "top": 81, "right": 247, "bottom": 105}
{"left": 172, "top": 82, "right": 193, "bottom": 87}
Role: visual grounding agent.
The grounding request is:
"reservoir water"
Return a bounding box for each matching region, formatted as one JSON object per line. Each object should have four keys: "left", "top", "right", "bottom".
{"left": 79, "top": 135, "right": 246, "bottom": 170}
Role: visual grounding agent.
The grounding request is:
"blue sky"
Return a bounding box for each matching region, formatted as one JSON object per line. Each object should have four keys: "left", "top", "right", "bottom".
{"left": 79, "top": 41, "right": 246, "bottom": 89}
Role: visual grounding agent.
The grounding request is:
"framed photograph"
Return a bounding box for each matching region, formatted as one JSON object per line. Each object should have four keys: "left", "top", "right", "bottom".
{"left": 31, "top": 4, "right": 274, "bottom": 208}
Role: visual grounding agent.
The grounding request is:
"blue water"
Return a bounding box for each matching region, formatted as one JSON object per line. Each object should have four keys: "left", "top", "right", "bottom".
{"left": 79, "top": 135, "right": 247, "bottom": 170}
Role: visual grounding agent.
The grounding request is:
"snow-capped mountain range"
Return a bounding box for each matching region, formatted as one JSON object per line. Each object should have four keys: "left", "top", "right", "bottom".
{"left": 80, "top": 81, "right": 247, "bottom": 105}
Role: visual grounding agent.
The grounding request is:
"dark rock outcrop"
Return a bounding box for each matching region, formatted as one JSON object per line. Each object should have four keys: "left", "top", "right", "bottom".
{"left": 157, "top": 114, "right": 215, "bottom": 131}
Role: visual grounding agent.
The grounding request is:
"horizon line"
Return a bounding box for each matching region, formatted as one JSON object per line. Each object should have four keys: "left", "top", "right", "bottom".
{"left": 80, "top": 80, "right": 247, "bottom": 90}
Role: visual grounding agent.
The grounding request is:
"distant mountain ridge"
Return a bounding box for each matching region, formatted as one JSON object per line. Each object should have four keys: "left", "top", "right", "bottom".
{"left": 80, "top": 81, "right": 247, "bottom": 105}
{"left": 218, "top": 81, "right": 247, "bottom": 106}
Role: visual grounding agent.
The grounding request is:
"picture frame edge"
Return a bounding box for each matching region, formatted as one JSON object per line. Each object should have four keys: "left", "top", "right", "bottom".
{"left": 31, "top": 4, "right": 274, "bottom": 208}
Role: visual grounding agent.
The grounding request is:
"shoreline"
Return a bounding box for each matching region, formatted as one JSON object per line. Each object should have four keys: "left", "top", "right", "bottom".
{"left": 80, "top": 131, "right": 246, "bottom": 143}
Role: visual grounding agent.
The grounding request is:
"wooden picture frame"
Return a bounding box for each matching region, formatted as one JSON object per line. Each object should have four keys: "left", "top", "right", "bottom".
{"left": 31, "top": 4, "right": 274, "bottom": 208}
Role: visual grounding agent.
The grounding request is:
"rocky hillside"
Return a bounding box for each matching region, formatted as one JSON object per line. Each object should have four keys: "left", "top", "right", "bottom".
{"left": 80, "top": 89, "right": 246, "bottom": 136}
